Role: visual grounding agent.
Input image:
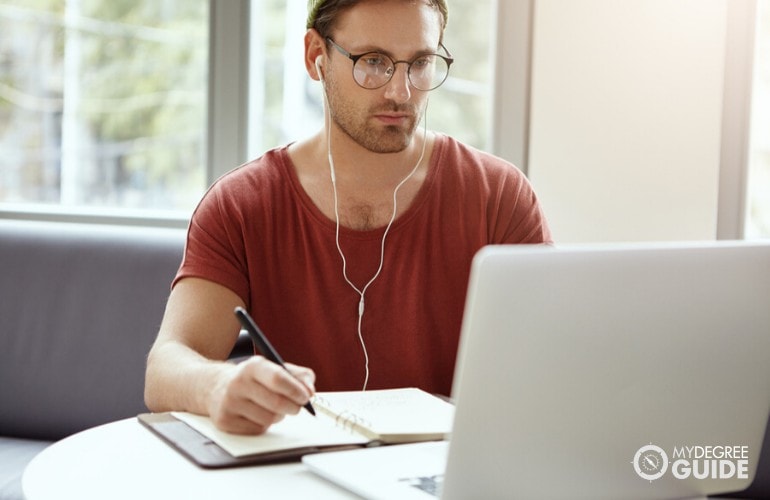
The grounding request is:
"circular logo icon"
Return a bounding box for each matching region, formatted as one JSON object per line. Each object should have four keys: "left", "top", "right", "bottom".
{"left": 633, "top": 444, "right": 669, "bottom": 481}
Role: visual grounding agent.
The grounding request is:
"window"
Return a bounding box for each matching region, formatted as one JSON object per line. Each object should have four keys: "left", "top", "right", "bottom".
{"left": 2, "top": 1, "right": 764, "bottom": 239}
{"left": 1, "top": 0, "right": 492, "bottom": 222}
{"left": 0, "top": 0, "right": 209, "bottom": 217}
{"left": 746, "top": 0, "right": 770, "bottom": 239}
{"left": 426, "top": 0, "right": 493, "bottom": 150}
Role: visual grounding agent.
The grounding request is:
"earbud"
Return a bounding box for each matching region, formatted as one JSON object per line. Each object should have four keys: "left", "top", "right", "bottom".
{"left": 314, "top": 55, "right": 324, "bottom": 82}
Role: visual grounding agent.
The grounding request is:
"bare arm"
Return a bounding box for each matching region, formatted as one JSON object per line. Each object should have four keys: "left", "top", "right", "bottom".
{"left": 144, "top": 277, "right": 315, "bottom": 434}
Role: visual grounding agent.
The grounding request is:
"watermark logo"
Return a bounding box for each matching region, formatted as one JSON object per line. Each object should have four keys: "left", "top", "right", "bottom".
{"left": 633, "top": 444, "right": 669, "bottom": 482}
{"left": 632, "top": 443, "right": 749, "bottom": 482}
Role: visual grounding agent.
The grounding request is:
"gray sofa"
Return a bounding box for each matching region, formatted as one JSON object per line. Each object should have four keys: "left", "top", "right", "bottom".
{"left": 0, "top": 220, "right": 187, "bottom": 499}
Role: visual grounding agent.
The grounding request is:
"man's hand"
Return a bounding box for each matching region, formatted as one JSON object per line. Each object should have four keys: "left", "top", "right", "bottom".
{"left": 145, "top": 278, "right": 316, "bottom": 435}
{"left": 207, "top": 357, "right": 316, "bottom": 435}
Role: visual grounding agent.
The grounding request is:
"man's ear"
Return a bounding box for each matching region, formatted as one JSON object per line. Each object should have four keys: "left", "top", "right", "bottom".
{"left": 304, "top": 29, "right": 326, "bottom": 82}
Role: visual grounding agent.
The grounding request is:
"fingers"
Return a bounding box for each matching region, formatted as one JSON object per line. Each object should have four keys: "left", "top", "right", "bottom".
{"left": 210, "top": 396, "right": 286, "bottom": 435}
{"left": 243, "top": 357, "right": 314, "bottom": 412}
{"left": 208, "top": 357, "right": 316, "bottom": 435}
{"left": 285, "top": 362, "right": 316, "bottom": 395}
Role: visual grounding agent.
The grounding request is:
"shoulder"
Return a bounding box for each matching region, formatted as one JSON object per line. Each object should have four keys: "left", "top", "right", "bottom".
{"left": 432, "top": 133, "right": 529, "bottom": 186}
{"left": 430, "top": 133, "right": 552, "bottom": 243}
{"left": 191, "top": 146, "right": 293, "bottom": 221}
{"left": 209, "top": 147, "right": 289, "bottom": 195}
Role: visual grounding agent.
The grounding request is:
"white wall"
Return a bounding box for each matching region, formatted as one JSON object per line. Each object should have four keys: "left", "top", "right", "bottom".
{"left": 527, "top": 0, "right": 728, "bottom": 243}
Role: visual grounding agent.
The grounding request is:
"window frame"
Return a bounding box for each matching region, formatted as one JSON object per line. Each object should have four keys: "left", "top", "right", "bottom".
{"left": 717, "top": 0, "right": 757, "bottom": 239}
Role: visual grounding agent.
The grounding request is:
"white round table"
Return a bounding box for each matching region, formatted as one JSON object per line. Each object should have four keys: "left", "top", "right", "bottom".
{"left": 22, "top": 418, "right": 358, "bottom": 500}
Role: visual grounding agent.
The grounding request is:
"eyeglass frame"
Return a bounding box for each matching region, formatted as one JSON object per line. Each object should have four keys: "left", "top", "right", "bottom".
{"left": 325, "top": 37, "right": 454, "bottom": 91}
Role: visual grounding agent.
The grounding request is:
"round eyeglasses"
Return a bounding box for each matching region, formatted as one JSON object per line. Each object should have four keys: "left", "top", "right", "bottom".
{"left": 326, "top": 38, "right": 454, "bottom": 91}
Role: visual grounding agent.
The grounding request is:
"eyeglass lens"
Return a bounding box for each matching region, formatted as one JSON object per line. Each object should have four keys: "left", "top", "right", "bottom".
{"left": 352, "top": 53, "right": 449, "bottom": 91}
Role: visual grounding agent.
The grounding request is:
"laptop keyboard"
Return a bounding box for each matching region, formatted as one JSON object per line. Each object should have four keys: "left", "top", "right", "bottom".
{"left": 399, "top": 474, "right": 444, "bottom": 497}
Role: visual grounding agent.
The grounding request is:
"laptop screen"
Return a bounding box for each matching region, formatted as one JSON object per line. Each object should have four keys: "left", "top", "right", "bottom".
{"left": 444, "top": 242, "right": 770, "bottom": 499}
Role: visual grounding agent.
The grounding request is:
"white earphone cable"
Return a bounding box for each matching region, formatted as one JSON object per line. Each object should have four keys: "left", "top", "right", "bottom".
{"left": 320, "top": 56, "right": 428, "bottom": 390}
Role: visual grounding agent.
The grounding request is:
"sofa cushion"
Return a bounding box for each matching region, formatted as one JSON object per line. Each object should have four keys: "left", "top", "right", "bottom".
{"left": 0, "top": 220, "right": 185, "bottom": 440}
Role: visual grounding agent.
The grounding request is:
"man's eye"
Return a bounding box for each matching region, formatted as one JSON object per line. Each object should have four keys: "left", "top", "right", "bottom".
{"left": 412, "top": 56, "right": 433, "bottom": 69}
{"left": 362, "top": 54, "right": 387, "bottom": 67}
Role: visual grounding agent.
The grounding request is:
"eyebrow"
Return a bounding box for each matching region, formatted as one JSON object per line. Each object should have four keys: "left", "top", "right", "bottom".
{"left": 347, "top": 43, "right": 441, "bottom": 60}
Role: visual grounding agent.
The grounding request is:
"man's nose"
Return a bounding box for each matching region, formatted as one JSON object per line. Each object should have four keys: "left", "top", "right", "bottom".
{"left": 383, "top": 62, "right": 412, "bottom": 103}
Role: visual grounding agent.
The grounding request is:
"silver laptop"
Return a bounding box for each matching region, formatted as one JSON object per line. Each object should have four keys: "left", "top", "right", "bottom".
{"left": 304, "top": 242, "right": 770, "bottom": 499}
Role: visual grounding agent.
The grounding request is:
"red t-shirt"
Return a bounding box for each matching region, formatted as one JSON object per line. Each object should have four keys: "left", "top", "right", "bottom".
{"left": 176, "top": 134, "right": 551, "bottom": 396}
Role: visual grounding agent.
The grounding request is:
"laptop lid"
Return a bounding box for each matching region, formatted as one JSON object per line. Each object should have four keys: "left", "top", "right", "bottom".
{"left": 442, "top": 241, "right": 770, "bottom": 499}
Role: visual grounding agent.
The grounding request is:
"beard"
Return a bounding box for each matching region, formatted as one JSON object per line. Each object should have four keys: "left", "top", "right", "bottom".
{"left": 326, "top": 78, "right": 423, "bottom": 154}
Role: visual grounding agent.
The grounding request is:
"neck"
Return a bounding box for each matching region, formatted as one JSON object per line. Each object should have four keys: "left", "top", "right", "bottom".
{"left": 285, "top": 103, "right": 433, "bottom": 231}
{"left": 323, "top": 125, "right": 430, "bottom": 188}
{"left": 324, "top": 115, "right": 430, "bottom": 231}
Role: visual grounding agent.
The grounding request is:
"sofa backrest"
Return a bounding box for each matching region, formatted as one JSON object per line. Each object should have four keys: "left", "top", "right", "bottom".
{"left": 0, "top": 220, "right": 186, "bottom": 440}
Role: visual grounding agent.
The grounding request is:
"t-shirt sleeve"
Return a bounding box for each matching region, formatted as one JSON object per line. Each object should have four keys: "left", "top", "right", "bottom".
{"left": 173, "top": 179, "right": 251, "bottom": 304}
{"left": 496, "top": 170, "right": 553, "bottom": 244}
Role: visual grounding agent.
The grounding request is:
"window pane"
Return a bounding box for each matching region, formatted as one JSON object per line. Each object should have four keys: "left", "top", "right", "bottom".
{"left": 429, "top": 0, "right": 491, "bottom": 149}
{"left": 0, "top": 0, "right": 208, "bottom": 213}
{"left": 746, "top": 0, "right": 770, "bottom": 238}
{"left": 247, "top": 0, "right": 491, "bottom": 158}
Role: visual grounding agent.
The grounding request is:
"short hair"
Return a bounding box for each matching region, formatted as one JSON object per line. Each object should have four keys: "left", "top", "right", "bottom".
{"left": 307, "top": 0, "right": 448, "bottom": 41}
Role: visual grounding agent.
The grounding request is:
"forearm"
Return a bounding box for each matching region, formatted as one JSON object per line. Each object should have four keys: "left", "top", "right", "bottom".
{"left": 142, "top": 279, "right": 314, "bottom": 433}
{"left": 144, "top": 277, "right": 245, "bottom": 414}
{"left": 144, "top": 339, "right": 236, "bottom": 415}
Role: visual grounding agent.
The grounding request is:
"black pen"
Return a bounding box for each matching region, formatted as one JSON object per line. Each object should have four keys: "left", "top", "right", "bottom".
{"left": 234, "top": 307, "right": 316, "bottom": 416}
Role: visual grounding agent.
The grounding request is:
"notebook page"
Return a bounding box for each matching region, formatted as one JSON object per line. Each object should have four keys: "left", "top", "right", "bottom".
{"left": 172, "top": 410, "right": 369, "bottom": 457}
{"left": 313, "top": 388, "right": 454, "bottom": 439}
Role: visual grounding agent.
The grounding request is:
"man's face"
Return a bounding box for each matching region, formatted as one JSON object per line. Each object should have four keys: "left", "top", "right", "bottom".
{"left": 323, "top": 0, "right": 443, "bottom": 154}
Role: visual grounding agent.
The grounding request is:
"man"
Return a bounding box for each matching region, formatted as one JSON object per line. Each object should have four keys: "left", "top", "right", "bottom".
{"left": 144, "top": 0, "right": 551, "bottom": 435}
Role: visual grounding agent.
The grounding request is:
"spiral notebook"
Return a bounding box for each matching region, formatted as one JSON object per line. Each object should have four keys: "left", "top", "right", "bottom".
{"left": 138, "top": 387, "right": 454, "bottom": 468}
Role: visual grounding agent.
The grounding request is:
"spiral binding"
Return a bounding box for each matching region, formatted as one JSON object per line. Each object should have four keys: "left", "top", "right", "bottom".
{"left": 313, "top": 395, "right": 373, "bottom": 433}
